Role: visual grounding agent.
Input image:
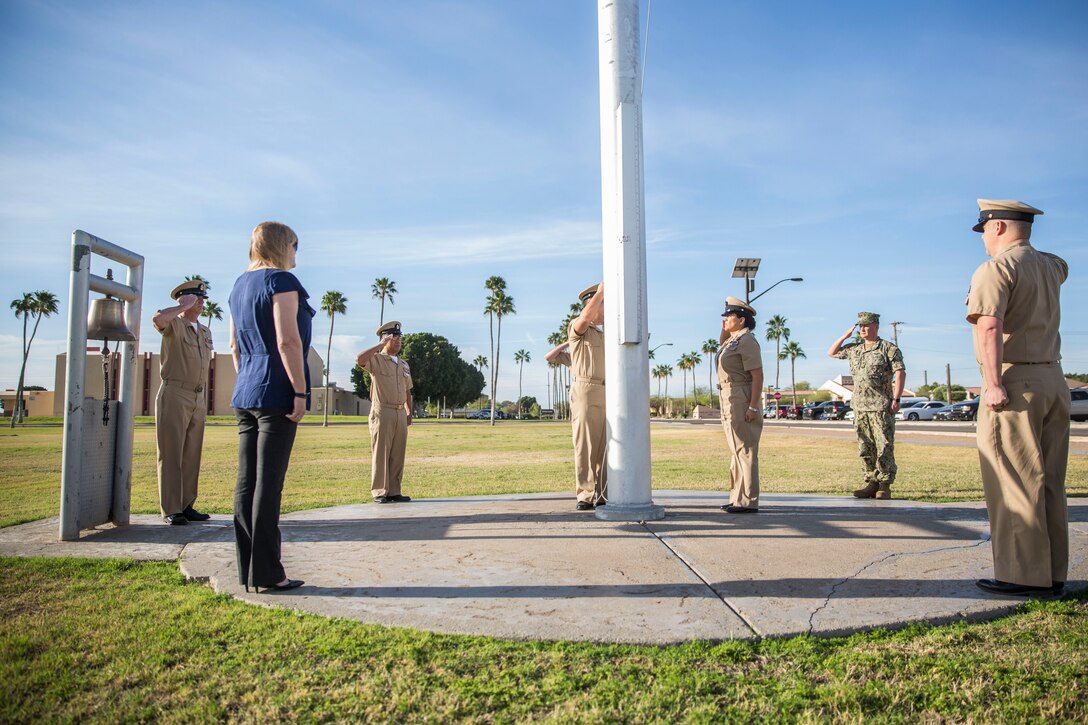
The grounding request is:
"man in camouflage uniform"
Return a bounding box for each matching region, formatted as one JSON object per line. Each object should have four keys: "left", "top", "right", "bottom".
{"left": 827, "top": 312, "right": 906, "bottom": 499}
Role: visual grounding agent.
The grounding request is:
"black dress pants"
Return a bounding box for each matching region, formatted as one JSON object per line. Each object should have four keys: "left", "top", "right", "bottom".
{"left": 234, "top": 408, "right": 298, "bottom": 587}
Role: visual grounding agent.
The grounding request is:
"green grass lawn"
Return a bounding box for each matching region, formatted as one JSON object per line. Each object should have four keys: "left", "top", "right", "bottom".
{"left": 2, "top": 423, "right": 1087, "bottom": 721}
{"left": 2, "top": 557, "right": 1086, "bottom": 722}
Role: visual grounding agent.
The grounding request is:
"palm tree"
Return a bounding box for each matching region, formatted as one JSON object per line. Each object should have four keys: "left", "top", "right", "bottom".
{"left": 320, "top": 290, "right": 348, "bottom": 427}
{"left": 779, "top": 341, "right": 807, "bottom": 407}
{"left": 701, "top": 339, "right": 718, "bottom": 401}
{"left": 201, "top": 300, "right": 223, "bottom": 330}
{"left": 371, "top": 278, "right": 396, "bottom": 326}
{"left": 676, "top": 354, "right": 690, "bottom": 417}
{"left": 514, "top": 349, "right": 531, "bottom": 418}
{"left": 10, "top": 290, "right": 59, "bottom": 426}
{"left": 688, "top": 352, "right": 703, "bottom": 409}
{"left": 662, "top": 364, "right": 673, "bottom": 416}
{"left": 485, "top": 288, "right": 516, "bottom": 425}
{"left": 473, "top": 355, "right": 488, "bottom": 372}
{"left": 483, "top": 277, "right": 506, "bottom": 417}
{"left": 765, "top": 315, "right": 791, "bottom": 392}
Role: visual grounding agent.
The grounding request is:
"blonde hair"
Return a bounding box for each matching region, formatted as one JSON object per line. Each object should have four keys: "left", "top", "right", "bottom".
{"left": 248, "top": 222, "right": 298, "bottom": 271}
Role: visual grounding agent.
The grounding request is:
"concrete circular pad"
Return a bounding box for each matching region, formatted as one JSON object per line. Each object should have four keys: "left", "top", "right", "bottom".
{"left": 4, "top": 492, "right": 1085, "bottom": 643}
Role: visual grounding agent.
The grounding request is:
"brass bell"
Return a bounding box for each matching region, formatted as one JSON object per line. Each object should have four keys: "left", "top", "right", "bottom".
{"left": 87, "top": 296, "right": 136, "bottom": 342}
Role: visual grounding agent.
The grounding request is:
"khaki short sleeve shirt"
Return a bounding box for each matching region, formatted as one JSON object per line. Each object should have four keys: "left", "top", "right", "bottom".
{"left": 365, "top": 352, "right": 413, "bottom": 407}
{"left": 156, "top": 317, "right": 212, "bottom": 387}
{"left": 568, "top": 322, "right": 605, "bottom": 383}
{"left": 716, "top": 330, "right": 762, "bottom": 384}
{"left": 965, "top": 240, "right": 1067, "bottom": 364}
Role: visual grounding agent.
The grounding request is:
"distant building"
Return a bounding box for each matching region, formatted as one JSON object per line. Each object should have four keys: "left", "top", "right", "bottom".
{"left": 1, "top": 388, "right": 55, "bottom": 418}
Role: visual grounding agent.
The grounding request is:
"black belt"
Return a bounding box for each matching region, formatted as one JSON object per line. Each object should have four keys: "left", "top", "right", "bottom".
{"left": 1005, "top": 361, "right": 1058, "bottom": 365}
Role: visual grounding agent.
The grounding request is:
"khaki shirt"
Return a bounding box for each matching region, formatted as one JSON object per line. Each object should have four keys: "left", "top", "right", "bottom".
{"left": 156, "top": 316, "right": 212, "bottom": 388}
{"left": 966, "top": 239, "right": 1068, "bottom": 364}
{"left": 365, "top": 352, "right": 413, "bottom": 408}
{"left": 568, "top": 322, "right": 605, "bottom": 383}
{"left": 717, "top": 330, "right": 762, "bottom": 384}
{"left": 834, "top": 338, "right": 905, "bottom": 412}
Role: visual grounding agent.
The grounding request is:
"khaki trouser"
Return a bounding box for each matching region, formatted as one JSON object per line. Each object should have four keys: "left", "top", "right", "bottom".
{"left": 156, "top": 382, "right": 206, "bottom": 516}
{"left": 719, "top": 384, "right": 761, "bottom": 508}
{"left": 854, "top": 410, "right": 897, "bottom": 485}
{"left": 370, "top": 405, "right": 408, "bottom": 497}
{"left": 570, "top": 379, "right": 607, "bottom": 503}
{"left": 977, "top": 363, "right": 1069, "bottom": 587}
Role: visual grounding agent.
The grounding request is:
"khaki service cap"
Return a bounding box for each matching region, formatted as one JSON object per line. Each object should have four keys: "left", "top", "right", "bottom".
{"left": 578, "top": 284, "right": 599, "bottom": 303}
{"left": 722, "top": 296, "right": 756, "bottom": 317}
{"left": 376, "top": 321, "right": 402, "bottom": 337}
{"left": 170, "top": 280, "right": 208, "bottom": 299}
{"left": 973, "top": 199, "right": 1044, "bottom": 233}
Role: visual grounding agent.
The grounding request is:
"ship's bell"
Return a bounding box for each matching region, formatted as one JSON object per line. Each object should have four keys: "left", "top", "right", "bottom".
{"left": 86, "top": 296, "right": 136, "bottom": 342}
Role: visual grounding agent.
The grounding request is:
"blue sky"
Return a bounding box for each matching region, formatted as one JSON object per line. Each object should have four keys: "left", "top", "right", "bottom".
{"left": 2, "top": 0, "right": 1086, "bottom": 405}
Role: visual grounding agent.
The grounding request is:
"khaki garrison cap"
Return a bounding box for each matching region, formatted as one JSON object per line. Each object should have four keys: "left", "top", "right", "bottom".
{"left": 973, "top": 199, "right": 1044, "bottom": 232}
{"left": 857, "top": 311, "right": 880, "bottom": 325}
{"left": 578, "top": 284, "right": 599, "bottom": 303}
{"left": 170, "top": 280, "right": 208, "bottom": 299}
{"left": 376, "top": 321, "right": 402, "bottom": 337}
{"left": 721, "top": 296, "right": 756, "bottom": 317}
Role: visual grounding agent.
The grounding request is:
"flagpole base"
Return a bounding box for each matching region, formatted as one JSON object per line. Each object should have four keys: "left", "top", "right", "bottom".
{"left": 595, "top": 501, "right": 664, "bottom": 522}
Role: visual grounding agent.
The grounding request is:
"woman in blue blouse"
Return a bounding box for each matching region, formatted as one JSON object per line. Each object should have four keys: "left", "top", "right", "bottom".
{"left": 228, "top": 221, "right": 314, "bottom": 592}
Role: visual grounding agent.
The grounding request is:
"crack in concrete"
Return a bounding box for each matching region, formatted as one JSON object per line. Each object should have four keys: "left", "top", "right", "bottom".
{"left": 805, "top": 538, "right": 991, "bottom": 635}
{"left": 641, "top": 523, "right": 761, "bottom": 638}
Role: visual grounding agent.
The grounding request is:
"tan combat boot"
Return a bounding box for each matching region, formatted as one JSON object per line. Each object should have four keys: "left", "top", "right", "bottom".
{"left": 853, "top": 481, "right": 879, "bottom": 498}
{"left": 875, "top": 484, "right": 892, "bottom": 500}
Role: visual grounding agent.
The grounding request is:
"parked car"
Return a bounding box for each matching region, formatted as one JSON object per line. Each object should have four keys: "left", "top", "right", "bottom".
{"left": 1071, "top": 389, "right": 1088, "bottom": 422}
{"left": 949, "top": 398, "right": 980, "bottom": 421}
{"left": 811, "top": 400, "right": 849, "bottom": 420}
{"left": 896, "top": 400, "right": 953, "bottom": 421}
{"left": 466, "top": 409, "right": 491, "bottom": 419}
{"left": 824, "top": 402, "right": 851, "bottom": 420}
{"left": 764, "top": 404, "right": 801, "bottom": 419}
{"left": 800, "top": 402, "right": 825, "bottom": 420}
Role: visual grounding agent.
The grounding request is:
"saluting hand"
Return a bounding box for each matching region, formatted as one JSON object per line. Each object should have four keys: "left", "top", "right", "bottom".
{"left": 177, "top": 294, "right": 199, "bottom": 311}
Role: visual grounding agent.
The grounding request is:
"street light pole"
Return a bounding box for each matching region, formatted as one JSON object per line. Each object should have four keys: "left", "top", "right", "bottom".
{"left": 748, "top": 277, "right": 803, "bottom": 305}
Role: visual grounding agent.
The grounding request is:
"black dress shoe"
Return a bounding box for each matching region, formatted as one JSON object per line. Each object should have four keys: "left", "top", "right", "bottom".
{"left": 266, "top": 579, "right": 304, "bottom": 592}
{"left": 975, "top": 578, "right": 1055, "bottom": 596}
{"left": 389, "top": 495, "right": 412, "bottom": 502}
{"left": 163, "top": 513, "right": 189, "bottom": 525}
{"left": 374, "top": 496, "right": 394, "bottom": 504}
{"left": 253, "top": 579, "right": 304, "bottom": 593}
{"left": 576, "top": 501, "right": 594, "bottom": 511}
{"left": 182, "top": 506, "right": 210, "bottom": 521}
{"left": 722, "top": 505, "right": 758, "bottom": 514}
{"left": 1052, "top": 582, "right": 1066, "bottom": 594}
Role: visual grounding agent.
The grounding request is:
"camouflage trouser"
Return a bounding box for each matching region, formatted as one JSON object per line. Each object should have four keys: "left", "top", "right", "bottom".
{"left": 854, "top": 411, "right": 896, "bottom": 485}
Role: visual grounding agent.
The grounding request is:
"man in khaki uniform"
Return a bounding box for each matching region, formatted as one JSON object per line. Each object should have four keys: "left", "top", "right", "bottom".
{"left": 152, "top": 280, "right": 214, "bottom": 525}
{"left": 544, "top": 283, "right": 606, "bottom": 511}
{"left": 357, "top": 321, "right": 413, "bottom": 503}
{"left": 967, "top": 199, "right": 1069, "bottom": 597}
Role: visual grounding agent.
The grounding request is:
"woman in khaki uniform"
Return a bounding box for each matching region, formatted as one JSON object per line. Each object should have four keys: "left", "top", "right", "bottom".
{"left": 716, "top": 297, "right": 764, "bottom": 513}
